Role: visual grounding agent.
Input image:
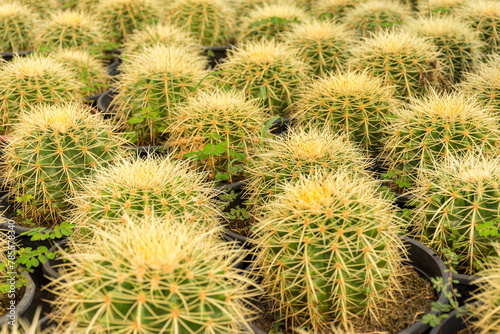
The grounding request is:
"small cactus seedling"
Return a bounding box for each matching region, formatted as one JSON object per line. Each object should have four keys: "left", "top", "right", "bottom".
{"left": 52, "top": 49, "right": 109, "bottom": 96}
{"left": 217, "top": 39, "right": 312, "bottom": 115}
{"left": 350, "top": 29, "right": 445, "bottom": 97}
{"left": 383, "top": 90, "right": 500, "bottom": 182}
{"left": 343, "top": 0, "right": 411, "bottom": 38}
{"left": 0, "top": 3, "right": 38, "bottom": 52}
{"left": 113, "top": 44, "right": 211, "bottom": 145}
{"left": 457, "top": 0, "right": 500, "bottom": 54}
{"left": 238, "top": 1, "right": 308, "bottom": 42}
{"left": 168, "top": 88, "right": 265, "bottom": 181}
{"left": 283, "top": 19, "right": 354, "bottom": 75}
{"left": 245, "top": 127, "right": 373, "bottom": 208}
{"left": 14, "top": 0, "right": 58, "bottom": 18}
{"left": 312, "top": 0, "right": 366, "bottom": 22}
{"left": 253, "top": 171, "right": 404, "bottom": 331}
{"left": 50, "top": 215, "right": 258, "bottom": 333}
{"left": 2, "top": 103, "right": 129, "bottom": 223}
{"left": 461, "top": 56, "right": 500, "bottom": 114}
{"left": 291, "top": 71, "right": 397, "bottom": 154}
{"left": 412, "top": 153, "right": 500, "bottom": 274}
{"left": 0, "top": 55, "right": 83, "bottom": 132}
{"left": 405, "top": 15, "right": 483, "bottom": 83}
{"left": 165, "top": 0, "right": 236, "bottom": 46}
{"left": 419, "top": 0, "right": 465, "bottom": 16}
{"left": 35, "top": 10, "right": 104, "bottom": 53}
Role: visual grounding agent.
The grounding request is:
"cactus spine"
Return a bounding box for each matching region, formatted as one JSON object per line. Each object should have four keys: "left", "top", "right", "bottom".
{"left": 419, "top": 0, "right": 464, "bottom": 16}
{"left": 0, "top": 3, "right": 38, "bottom": 52}
{"left": 14, "top": 0, "right": 58, "bottom": 18}
{"left": 312, "top": 0, "right": 365, "bottom": 22}
{"left": 461, "top": 55, "right": 500, "bottom": 114}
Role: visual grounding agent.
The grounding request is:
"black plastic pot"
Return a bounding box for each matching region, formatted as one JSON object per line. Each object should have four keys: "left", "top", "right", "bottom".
{"left": 202, "top": 46, "right": 233, "bottom": 68}
{"left": 96, "top": 88, "right": 118, "bottom": 117}
{"left": 83, "top": 92, "right": 104, "bottom": 108}
{"left": 0, "top": 51, "right": 34, "bottom": 61}
{"left": 429, "top": 304, "right": 477, "bottom": 334}
{"left": 215, "top": 180, "right": 249, "bottom": 213}
{"left": 268, "top": 117, "right": 295, "bottom": 135}
{"left": 0, "top": 272, "right": 36, "bottom": 326}
{"left": 395, "top": 193, "right": 416, "bottom": 210}
{"left": 451, "top": 273, "right": 480, "bottom": 306}
{"left": 106, "top": 56, "right": 122, "bottom": 77}
{"left": 41, "top": 240, "right": 67, "bottom": 283}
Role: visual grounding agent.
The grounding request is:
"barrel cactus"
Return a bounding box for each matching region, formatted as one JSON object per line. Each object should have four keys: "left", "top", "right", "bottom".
{"left": 350, "top": 29, "right": 445, "bottom": 98}
{"left": 291, "top": 71, "right": 397, "bottom": 154}
{"left": 419, "top": 0, "right": 464, "bottom": 16}
{"left": 165, "top": 0, "right": 236, "bottom": 46}
{"left": 50, "top": 215, "right": 258, "bottom": 333}
{"left": 461, "top": 56, "right": 500, "bottom": 114}
{"left": 2, "top": 103, "right": 129, "bottom": 223}
{"left": 233, "top": 0, "right": 277, "bottom": 17}
{"left": 15, "top": 0, "right": 58, "bottom": 17}
{"left": 238, "top": 1, "right": 308, "bottom": 42}
{"left": 283, "top": 19, "right": 354, "bottom": 75}
{"left": 217, "top": 39, "right": 312, "bottom": 115}
{"left": 312, "top": 0, "right": 365, "bottom": 22}
{"left": 405, "top": 15, "right": 483, "bottom": 83}
{"left": 412, "top": 153, "right": 500, "bottom": 274}
{"left": 0, "top": 3, "right": 37, "bottom": 52}
{"left": 253, "top": 170, "right": 404, "bottom": 331}
{"left": 113, "top": 44, "right": 211, "bottom": 145}
{"left": 383, "top": 90, "right": 500, "bottom": 182}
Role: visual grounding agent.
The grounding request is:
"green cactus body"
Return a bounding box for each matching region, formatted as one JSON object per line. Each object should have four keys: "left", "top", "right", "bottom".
{"left": 0, "top": 3, "right": 37, "bottom": 52}
{"left": 344, "top": 0, "right": 411, "bottom": 38}
{"left": 312, "top": 0, "right": 365, "bottom": 22}
{"left": 383, "top": 91, "right": 500, "bottom": 181}
{"left": 413, "top": 154, "right": 500, "bottom": 275}
{"left": 238, "top": 2, "right": 308, "bottom": 42}
{"left": 292, "top": 72, "right": 397, "bottom": 154}
{"left": 0, "top": 55, "right": 83, "bottom": 132}
{"left": 2, "top": 103, "right": 129, "bottom": 222}
{"left": 406, "top": 16, "right": 483, "bottom": 83}
{"left": 217, "top": 40, "right": 312, "bottom": 115}
{"left": 166, "top": 0, "right": 236, "bottom": 46}
{"left": 168, "top": 89, "right": 265, "bottom": 181}
{"left": 284, "top": 20, "right": 354, "bottom": 75}
{"left": 461, "top": 56, "right": 500, "bottom": 114}
{"left": 14, "top": 0, "right": 58, "bottom": 18}
{"left": 114, "top": 44, "right": 211, "bottom": 145}
{"left": 350, "top": 30, "right": 445, "bottom": 98}
{"left": 419, "top": 0, "right": 464, "bottom": 16}
{"left": 245, "top": 127, "right": 373, "bottom": 208}
{"left": 233, "top": 0, "right": 277, "bottom": 17}
{"left": 400, "top": 0, "right": 420, "bottom": 11}
{"left": 253, "top": 171, "right": 404, "bottom": 331}
{"left": 51, "top": 216, "right": 257, "bottom": 333}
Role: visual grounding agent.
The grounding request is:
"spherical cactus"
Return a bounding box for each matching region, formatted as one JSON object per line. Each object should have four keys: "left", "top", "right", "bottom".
{"left": 283, "top": 19, "right": 354, "bottom": 75}
{"left": 291, "top": 71, "right": 397, "bottom": 154}
{"left": 238, "top": 2, "right": 308, "bottom": 42}
{"left": 343, "top": 0, "right": 411, "bottom": 38}
{"left": 2, "top": 103, "right": 129, "bottom": 223}
{"left": 217, "top": 39, "right": 312, "bottom": 115}
{"left": 412, "top": 153, "right": 500, "bottom": 274}
{"left": 14, "top": 0, "right": 58, "bottom": 18}
{"left": 52, "top": 49, "right": 109, "bottom": 97}
{"left": 113, "top": 44, "right": 212, "bottom": 145}
{"left": 0, "top": 3, "right": 38, "bottom": 52}
{"left": 233, "top": 0, "right": 277, "bottom": 17}
{"left": 165, "top": 0, "right": 236, "bottom": 46}
{"left": 50, "top": 215, "right": 258, "bottom": 333}
{"left": 245, "top": 126, "right": 374, "bottom": 208}
{"left": 76, "top": 0, "right": 101, "bottom": 12}
{"left": 34, "top": 10, "right": 104, "bottom": 53}
{"left": 253, "top": 170, "right": 404, "bottom": 331}
{"left": 350, "top": 29, "right": 445, "bottom": 98}
{"left": 419, "top": 0, "right": 465, "bottom": 16}
{"left": 168, "top": 88, "right": 265, "bottom": 182}
{"left": 383, "top": 90, "right": 500, "bottom": 182}
{"left": 0, "top": 55, "right": 83, "bottom": 133}
{"left": 457, "top": 0, "right": 500, "bottom": 54}
{"left": 461, "top": 56, "right": 500, "bottom": 114}
{"left": 405, "top": 15, "right": 483, "bottom": 83}
{"left": 312, "top": 0, "right": 365, "bottom": 22}
{"left": 96, "top": 0, "right": 160, "bottom": 44}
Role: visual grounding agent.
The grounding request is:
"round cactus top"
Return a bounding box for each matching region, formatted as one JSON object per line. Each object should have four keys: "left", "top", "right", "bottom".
{"left": 286, "top": 19, "right": 354, "bottom": 40}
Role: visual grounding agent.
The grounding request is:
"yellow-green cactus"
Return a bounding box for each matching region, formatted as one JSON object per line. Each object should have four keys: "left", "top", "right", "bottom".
{"left": 0, "top": 3, "right": 38, "bottom": 52}
{"left": 312, "top": 0, "right": 366, "bottom": 22}
{"left": 419, "top": 0, "right": 465, "bottom": 16}
{"left": 12, "top": 0, "right": 58, "bottom": 18}
{"left": 461, "top": 55, "right": 500, "bottom": 114}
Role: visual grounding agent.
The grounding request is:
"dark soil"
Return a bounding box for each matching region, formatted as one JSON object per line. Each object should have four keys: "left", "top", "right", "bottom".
{"left": 226, "top": 217, "right": 254, "bottom": 238}
{"left": 0, "top": 285, "right": 24, "bottom": 316}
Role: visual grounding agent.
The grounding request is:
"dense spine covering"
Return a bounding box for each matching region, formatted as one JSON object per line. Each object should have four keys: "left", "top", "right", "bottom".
{"left": 13, "top": 0, "right": 57, "bottom": 17}
{"left": 350, "top": 30, "right": 445, "bottom": 97}
{"left": 461, "top": 56, "right": 500, "bottom": 114}
{"left": 419, "top": 0, "right": 464, "bottom": 16}
{"left": 166, "top": 0, "right": 236, "bottom": 46}
{"left": 2, "top": 103, "right": 129, "bottom": 222}
{"left": 0, "top": 3, "right": 38, "bottom": 52}
{"left": 312, "top": 0, "right": 365, "bottom": 22}
{"left": 291, "top": 71, "right": 397, "bottom": 154}
{"left": 113, "top": 44, "right": 211, "bottom": 145}
{"left": 253, "top": 171, "right": 404, "bottom": 331}
{"left": 217, "top": 39, "right": 312, "bottom": 115}
{"left": 233, "top": 0, "right": 276, "bottom": 17}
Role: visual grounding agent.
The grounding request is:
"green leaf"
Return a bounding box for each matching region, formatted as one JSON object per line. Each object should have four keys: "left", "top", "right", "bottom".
{"left": 259, "top": 85, "right": 267, "bottom": 99}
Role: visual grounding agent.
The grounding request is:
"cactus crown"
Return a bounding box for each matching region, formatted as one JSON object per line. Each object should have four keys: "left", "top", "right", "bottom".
{"left": 0, "top": 2, "right": 37, "bottom": 52}
{"left": 461, "top": 56, "right": 500, "bottom": 113}
{"left": 312, "top": 0, "right": 365, "bottom": 21}
{"left": 419, "top": 0, "right": 464, "bottom": 15}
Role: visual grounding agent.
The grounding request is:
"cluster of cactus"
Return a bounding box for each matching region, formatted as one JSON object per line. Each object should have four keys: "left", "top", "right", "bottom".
{"left": 113, "top": 44, "right": 211, "bottom": 145}
{"left": 168, "top": 88, "right": 265, "bottom": 181}
{"left": 166, "top": 0, "right": 236, "bottom": 46}
{"left": 50, "top": 215, "right": 258, "bottom": 333}
{"left": 383, "top": 91, "right": 500, "bottom": 182}
{"left": 218, "top": 39, "right": 311, "bottom": 115}
{"left": 312, "top": 0, "right": 364, "bottom": 22}
{"left": 419, "top": 0, "right": 464, "bottom": 16}
{"left": 292, "top": 71, "right": 397, "bottom": 154}
{"left": 14, "top": 0, "right": 58, "bottom": 18}
{"left": 0, "top": 3, "right": 37, "bottom": 52}
{"left": 253, "top": 170, "right": 404, "bottom": 331}
{"left": 238, "top": 2, "right": 308, "bottom": 42}
{"left": 35, "top": 10, "right": 104, "bottom": 53}
{"left": 0, "top": 55, "right": 83, "bottom": 132}
{"left": 350, "top": 30, "right": 445, "bottom": 97}
{"left": 283, "top": 20, "right": 354, "bottom": 75}
{"left": 245, "top": 127, "right": 373, "bottom": 208}
{"left": 343, "top": 0, "right": 411, "bottom": 38}
{"left": 2, "top": 103, "right": 129, "bottom": 223}
{"left": 405, "top": 15, "right": 483, "bottom": 83}
{"left": 461, "top": 55, "right": 500, "bottom": 113}
{"left": 412, "top": 153, "right": 500, "bottom": 275}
